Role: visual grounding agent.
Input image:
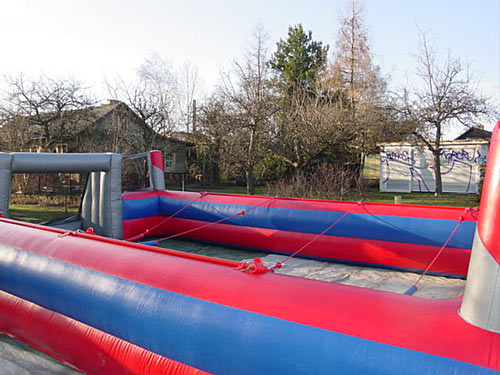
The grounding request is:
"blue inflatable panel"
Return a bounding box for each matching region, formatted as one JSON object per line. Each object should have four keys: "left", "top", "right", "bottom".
{"left": 149, "top": 198, "right": 475, "bottom": 249}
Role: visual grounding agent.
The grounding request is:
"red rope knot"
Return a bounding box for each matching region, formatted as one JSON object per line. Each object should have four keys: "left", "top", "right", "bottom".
{"left": 467, "top": 206, "right": 480, "bottom": 220}
{"left": 235, "top": 258, "right": 272, "bottom": 274}
{"left": 85, "top": 227, "right": 97, "bottom": 235}
{"left": 271, "top": 261, "right": 282, "bottom": 270}
{"left": 460, "top": 207, "right": 473, "bottom": 222}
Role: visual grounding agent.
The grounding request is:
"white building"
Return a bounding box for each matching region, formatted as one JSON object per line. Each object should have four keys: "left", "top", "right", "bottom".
{"left": 379, "top": 128, "right": 490, "bottom": 194}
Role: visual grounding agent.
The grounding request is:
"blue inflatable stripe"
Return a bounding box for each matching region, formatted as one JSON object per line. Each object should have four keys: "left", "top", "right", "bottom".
{"left": 123, "top": 197, "right": 475, "bottom": 249}
{"left": 122, "top": 196, "right": 160, "bottom": 220}
{"left": 0, "top": 245, "right": 494, "bottom": 375}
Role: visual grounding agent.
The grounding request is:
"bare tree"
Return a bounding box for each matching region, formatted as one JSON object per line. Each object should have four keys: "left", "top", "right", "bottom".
{"left": 331, "top": 0, "right": 395, "bottom": 173}
{"left": 333, "top": 0, "right": 383, "bottom": 112}
{"left": 0, "top": 73, "right": 95, "bottom": 152}
{"left": 177, "top": 61, "right": 204, "bottom": 133}
{"left": 106, "top": 52, "right": 178, "bottom": 139}
{"left": 274, "top": 83, "right": 354, "bottom": 172}
{"left": 193, "top": 96, "right": 234, "bottom": 186}
{"left": 401, "top": 32, "right": 495, "bottom": 195}
{"left": 219, "top": 25, "right": 278, "bottom": 194}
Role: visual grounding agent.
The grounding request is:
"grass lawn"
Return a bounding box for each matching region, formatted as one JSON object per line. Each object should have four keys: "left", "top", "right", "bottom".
{"left": 353, "top": 189, "right": 480, "bottom": 207}
{"left": 183, "top": 185, "right": 480, "bottom": 207}
{"left": 9, "top": 204, "right": 78, "bottom": 223}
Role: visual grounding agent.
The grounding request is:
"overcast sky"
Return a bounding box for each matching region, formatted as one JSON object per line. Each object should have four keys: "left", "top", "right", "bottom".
{"left": 0, "top": 0, "right": 498, "bottom": 129}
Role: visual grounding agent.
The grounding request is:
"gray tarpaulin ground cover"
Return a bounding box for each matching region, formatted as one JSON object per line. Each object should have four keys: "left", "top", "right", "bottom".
{"left": 0, "top": 334, "right": 82, "bottom": 375}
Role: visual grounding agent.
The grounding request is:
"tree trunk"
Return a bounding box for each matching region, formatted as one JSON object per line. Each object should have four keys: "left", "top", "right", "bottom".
{"left": 246, "top": 169, "right": 255, "bottom": 195}
{"left": 293, "top": 139, "right": 304, "bottom": 171}
{"left": 246, "top": 127, "right": 256, "bottom": 195}
{"left": 433, "top": 124, "right": 443, "bottom": 196}
{"left": 201, "top": 157, "right": 206, "bottom": 189}
{"left": 433, "top": 148, "right": 443, "bottom": 196}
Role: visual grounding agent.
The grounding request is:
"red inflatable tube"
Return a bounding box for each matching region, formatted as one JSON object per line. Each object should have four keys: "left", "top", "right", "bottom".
{"left": 150, "top": 150, "right": 164, "bottom": 171}
{"left": 0, "top": 290, "right": 211, "bottom": 375}
{"left": 123, "top": 216, "right": 471, "bottom": 276}
{"left": 477, "top": 121, "right": 500, "bottom": 263}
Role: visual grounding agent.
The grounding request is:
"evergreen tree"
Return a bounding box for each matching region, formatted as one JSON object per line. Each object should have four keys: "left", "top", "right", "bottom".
{"left": 270, "top": 24, "right": 328, "bottom": 96}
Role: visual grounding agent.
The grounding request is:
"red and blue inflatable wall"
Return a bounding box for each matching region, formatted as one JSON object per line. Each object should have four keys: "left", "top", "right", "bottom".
{"left": 123, "top": 190, "right": 477, "bottom": 277}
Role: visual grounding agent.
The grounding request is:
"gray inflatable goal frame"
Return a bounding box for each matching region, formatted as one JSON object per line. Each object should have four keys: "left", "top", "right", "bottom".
{"left": 0, "top": 152, "right": 123, "bottom": 239}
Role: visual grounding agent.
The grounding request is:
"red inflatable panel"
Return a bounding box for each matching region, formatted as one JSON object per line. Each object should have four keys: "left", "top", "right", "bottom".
{"left": 0, "top": 291, "right": 211, "bottom": 375}
{"left": 477, "top": 121, "right": 500, "bottom": 263}
{"left": 145, "top": 216, "right": 471, "bottom": 275}
{"left": 123, "top": 215, "right": 163, "bottom": 240}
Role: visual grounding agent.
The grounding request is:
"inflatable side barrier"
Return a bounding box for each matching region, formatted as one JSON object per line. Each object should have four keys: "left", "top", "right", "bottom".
{"left": 123, "top": 190, "right": 477, "bottom": 277}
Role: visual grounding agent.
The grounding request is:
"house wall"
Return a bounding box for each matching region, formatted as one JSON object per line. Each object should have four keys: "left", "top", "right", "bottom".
{"left": 75, "top": 107, "right": 146, "bottom": 155}
{"left": 380, "top": 142, "right": 489, "bottom": 194}
{"left": 73, "top": 104, "right": 187, "bottom": 182}
{"left": 168, "top": 146, "right": 187, "bottom": 174}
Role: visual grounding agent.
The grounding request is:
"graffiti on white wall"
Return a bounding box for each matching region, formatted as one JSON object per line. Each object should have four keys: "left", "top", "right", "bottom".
{"left": 380, "top": 143, "right": 488, "bottom": 194}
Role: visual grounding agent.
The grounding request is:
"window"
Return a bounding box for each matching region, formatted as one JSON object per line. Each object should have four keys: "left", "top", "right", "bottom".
{"left": 165, "top": 154, "right": 175, "bottom": 171}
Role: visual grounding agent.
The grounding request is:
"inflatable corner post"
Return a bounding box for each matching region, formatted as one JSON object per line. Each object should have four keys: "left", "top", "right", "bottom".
{"left": 148, "top": 150, "right": 166, "bottom": 191}
{"left": 460, "top": 121, "right": 500, "bottom": 333}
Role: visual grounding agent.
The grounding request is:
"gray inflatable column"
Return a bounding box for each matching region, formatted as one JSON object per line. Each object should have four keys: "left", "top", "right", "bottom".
{"left": 0, "top": 153, "right": 12, "bottom": 217}
{"left": 108, "top": 153, "right": 123, "bottom": 239}
{"left": 80, "top": 153, "right": 123, "bottom": 239}
{"left": 460, "top": 122, "right": 500, "bottom": 333}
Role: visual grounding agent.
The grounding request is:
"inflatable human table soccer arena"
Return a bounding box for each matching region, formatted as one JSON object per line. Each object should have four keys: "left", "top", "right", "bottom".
{"left": 0, "top": 124, "right": 499, "bottom": 374}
